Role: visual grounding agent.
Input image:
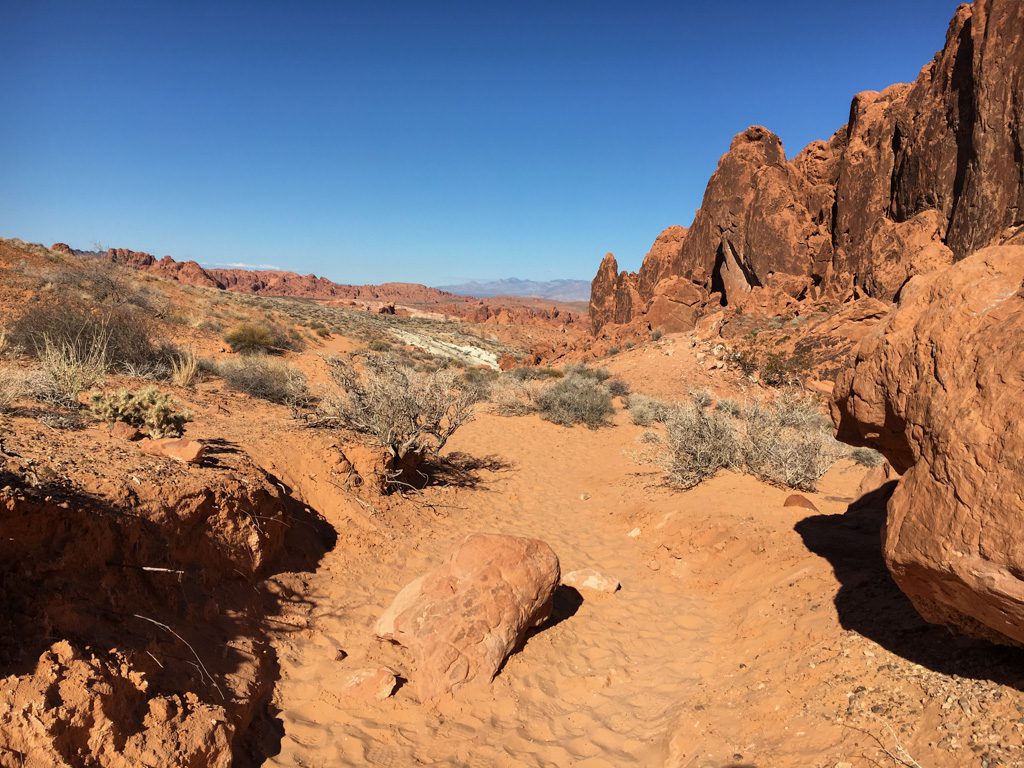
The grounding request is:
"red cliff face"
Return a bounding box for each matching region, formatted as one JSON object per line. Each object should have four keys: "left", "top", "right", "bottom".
{"left": 590, "top": 0, "right": 1024, "bottom": 333}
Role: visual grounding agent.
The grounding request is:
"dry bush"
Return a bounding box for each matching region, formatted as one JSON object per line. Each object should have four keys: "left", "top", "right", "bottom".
{"left": 607, "top": 377, "right": 630, "bottom": 397}
{"left": 507, "top": 366, "right": 563, "bottom": 382}
{"left": 9, "top": 300, "right": 163, "bottom": 374}
{"left": 563, "top": 363, "right": 610, "bottom": 382}
{"left": 36, "top": 334, "right": 108, "bottom": 406}
{"left": 740, "top": 392, "right": 845, "bottom": 491}
{"left": 215, "top": 355, "right": 309, "bottom": 406}
{"left": 689, "top": 389, "right": 713, "bottom": 409}
{"left": 321, "top": 354, "right": 480, "bottom": 462}
{"left": 535, "top": 373, "right": 614, "bottom": 428}
{"left": 89, "top": 387, "right": 192, "bottom": 438}
{"left": 714, "top": 397, "right": 742, "bottom": 417}
{"left": 490, "top": 375, "right": 542, "bottom": 416}
{"left": 850, "top": 446, "right": 885, "bottom": 467}
{"left": 665, "top": 404, "right": 742, "bottom": 488}
{"left": 170, "top": 349, "right": 200, "bottom": 388}
{"left": 662, "top": 390, "right": 846, "bottom": 492}
{"left": 224, "top": 322, "right": 303, "bottom": 354}
{"left": 0, "top": 369, "right": 21, "bottom": 413}
{"left": 626, "top": 394, "right": 669, "bottom": 426}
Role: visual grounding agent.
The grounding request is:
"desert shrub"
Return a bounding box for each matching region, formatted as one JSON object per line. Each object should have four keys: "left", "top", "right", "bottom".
{"left": 367, "top": 339, "right": 392, "bottom": 353}
{"left": 536, "top": 373, "right": 614, "bottom": 428}
{"left": 36, "top": 334, "right": 108, "bottom": 406}
{"left": 224, "top": 322, "right": 301, "bottom": 355}
{"left": 607, "top": 346, "right": 620, "bottom": 356}
{"left": 52, "top": 260, "right": 129, "bottom": 304}
{"left": 665, "top": 404, "right": 741, "bottom": 488}
{"left": 607, "top": 377, "right": 630, "bottom": 397}
{"left": 459, "top": 367, "right": 499, "bottom": 402}
{"left": 507, "top": 366, "right": 563, "bottom": 381}
{"left": 170, "top": 349, "right": 200, "bottom": 388}
{"left": 322, "top": 354, "right": 480, "bottom": 461}
{"left": 740, "top": 394, "right": 845, "bottom": 491}
{"left": 689, "top": 389, "right": 713, "bottom": 409}
{"left": 563, "top": 363, "right": 610, "bottom": 382}
{"left": 0, "top": 369, "right": 21, "bottom": 413}
{"left": 89, "top": 387, "right": 192, "bottom": 438}
{"left": 651, "top": 328, "right": 664, "bottom": 341}
{"left": 715, "top": 398, "right": 742, "bottom": 417}
{"left": 9, "top": 300, "right": 161, "bottom": 374}
{"left": 850, "top": 446, "right": 885, "bottom": 467}
{"left": 215, "top": 355, "right": 310, "bottom": 406}
{"left": 626, "top": 394, "right": 668, "bottom": 426}
{"left": 490, "top": 375, "right": 540, "bottom": 416}
{"left": 624, "top": 340, "right": 635, "bottom": 350}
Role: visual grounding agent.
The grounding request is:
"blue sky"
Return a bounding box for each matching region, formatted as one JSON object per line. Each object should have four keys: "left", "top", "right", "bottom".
{"left": 0, "top": 1, "right": 963, "bottom": 285}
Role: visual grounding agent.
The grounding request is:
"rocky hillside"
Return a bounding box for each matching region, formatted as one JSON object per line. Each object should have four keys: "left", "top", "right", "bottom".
{"left": 590, "top": 0, "right": 1024, "bottom": 334}
{"left": 51, "top": 243, "right": 461, "bottom": 304}
{"left": 50, "top": 243, "right": 582, "bottom": 330}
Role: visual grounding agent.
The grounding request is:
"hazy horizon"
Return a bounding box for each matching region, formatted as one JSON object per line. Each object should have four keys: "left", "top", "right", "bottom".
{"left": 2, "top": 0, "right": 962, "bottom": 285}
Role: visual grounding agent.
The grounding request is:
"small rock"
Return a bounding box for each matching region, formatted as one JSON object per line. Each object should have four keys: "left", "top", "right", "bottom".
{"left": 783, "top": 494, "right": 819, "bottom": 512}
{"left": 627, "top": 527, "right": 641, "bottom": 538}
{"left": 343, "top": 666, "right": 398, "bottom": 701}
{"left": 563, "top": 568, "right": 620, "bottom": 593}
{"left": 109, "top": 421, "right": 142, "bottom": 441}
{"left": 139, "top": 437, "right": 205, "bottom": 465}
{"left": 579, "top": 493, "right": 591, "bottom": 501}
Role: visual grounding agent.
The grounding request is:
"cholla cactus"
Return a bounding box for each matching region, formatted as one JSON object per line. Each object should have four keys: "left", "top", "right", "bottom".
{"left": 90, "top": 386, "right": 192, "bottom": 438}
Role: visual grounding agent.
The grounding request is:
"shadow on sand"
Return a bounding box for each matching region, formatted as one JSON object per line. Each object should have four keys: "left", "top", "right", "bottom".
{"left": 795, "top": 483, "right": 1024, "bottom": 690}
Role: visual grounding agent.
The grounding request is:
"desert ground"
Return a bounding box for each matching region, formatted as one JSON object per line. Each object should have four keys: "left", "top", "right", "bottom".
{"left": 3, "top": 1, "right": 1024, "bottom": 766}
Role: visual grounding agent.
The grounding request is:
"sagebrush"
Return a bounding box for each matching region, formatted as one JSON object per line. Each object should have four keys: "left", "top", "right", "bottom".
{"left": 321, "top": 354, "right": 480, "bottom": 462}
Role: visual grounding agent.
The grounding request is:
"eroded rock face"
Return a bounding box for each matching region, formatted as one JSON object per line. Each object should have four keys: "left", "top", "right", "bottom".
{"left": 833, "top": 245, "right": 1024, "bottom": 645}
{"left": 590, "top": 0, "right": 1024, "bottom": 332}
{"left": 375, "top": 533, "right": 560, "bottom": 699}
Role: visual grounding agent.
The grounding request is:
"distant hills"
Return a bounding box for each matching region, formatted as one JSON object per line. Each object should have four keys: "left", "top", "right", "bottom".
{"left": 437, "top": 278, "right": 591, "bottom": 302}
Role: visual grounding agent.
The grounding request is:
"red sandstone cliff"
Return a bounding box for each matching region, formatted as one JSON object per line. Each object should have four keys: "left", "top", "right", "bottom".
{"left": 591, "top": 0, "right": 1024, "bottom": 333}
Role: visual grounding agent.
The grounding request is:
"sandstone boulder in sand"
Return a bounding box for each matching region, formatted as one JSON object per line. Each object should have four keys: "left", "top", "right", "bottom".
{"left": 343, "top": 667, "right": 398, "bottom": 702}
{"left": 562, "top": 568, "right": 620, "bottom": 593}
{"left": 783, "top": 494, "right": 819, "bottom": 512}
{"left": 833, "top": 245, "right": 1024, "bottom": 646}
{"left": 375, "top": 533, "right": 560, "bottom": 699}
{"left": 139, "top": 437, "right": 206, "bottom": 464}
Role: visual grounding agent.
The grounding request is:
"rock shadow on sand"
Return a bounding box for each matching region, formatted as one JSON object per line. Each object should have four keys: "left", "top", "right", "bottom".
{"left": 795, "top": 485, "right": 1024, "bottom": 690}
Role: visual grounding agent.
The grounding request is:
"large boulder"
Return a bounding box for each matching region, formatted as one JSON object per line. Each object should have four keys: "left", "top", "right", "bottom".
{"left": 375, "top": 533, "right": 560, "bottom": 699}
{"left": 833, "top": 245, "right": 1024, "bottom": 645}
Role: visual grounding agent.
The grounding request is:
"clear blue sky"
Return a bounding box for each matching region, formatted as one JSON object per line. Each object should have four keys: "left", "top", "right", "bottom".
{"left": 1, "top": 1, "right": 963, "bottom": 285}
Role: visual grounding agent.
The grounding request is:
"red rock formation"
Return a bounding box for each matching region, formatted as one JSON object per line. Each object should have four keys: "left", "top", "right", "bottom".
{"left": 833, "top": 245, "right": 1024, "bottom": 646}
{"left": 591, "top": 0, "right": 1024, "bottom": 332}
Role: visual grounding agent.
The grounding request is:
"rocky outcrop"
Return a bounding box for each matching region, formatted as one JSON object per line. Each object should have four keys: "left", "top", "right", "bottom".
{"left": 833, "top": 245, "right": 1024, "bottom": 646}
{"left": 375, "top": 533, "right": 560, "bottom": 699}
{"left": 590, "top": 0, "right": 1024, "bottom": 332}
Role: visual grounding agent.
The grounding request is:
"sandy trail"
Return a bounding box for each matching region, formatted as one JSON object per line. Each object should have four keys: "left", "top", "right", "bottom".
{"left": 260, "top": 410, "right": 727, "bottom": 767}
{"left": 248, "top": 405, "right": 1024, "bottom": 768}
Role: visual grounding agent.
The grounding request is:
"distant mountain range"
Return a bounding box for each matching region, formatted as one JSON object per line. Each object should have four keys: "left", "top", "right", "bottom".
{"left": 436, "top": 278, "right": 591, "bottom": 302}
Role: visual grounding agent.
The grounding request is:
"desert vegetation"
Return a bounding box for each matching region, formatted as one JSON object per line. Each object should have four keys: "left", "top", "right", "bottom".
{"left": 662, "top": 390, "right": 847, "bottom": 491}
{"left": 213, "top": 354, "right": 310, "bottom": 406}
{"left": 89, "top": 387, "right": 192, "bottom": 438}
{"left": 319, "top": 353, "right": 482, "bottom": 488}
